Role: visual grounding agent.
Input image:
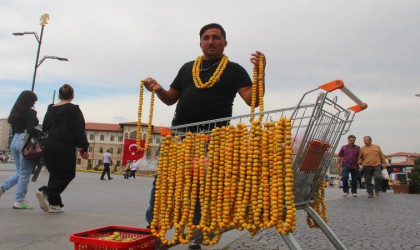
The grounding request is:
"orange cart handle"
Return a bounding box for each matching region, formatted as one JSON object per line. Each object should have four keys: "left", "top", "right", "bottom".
{"left": 319, "top": 79, "right": 368, "bottom": 112}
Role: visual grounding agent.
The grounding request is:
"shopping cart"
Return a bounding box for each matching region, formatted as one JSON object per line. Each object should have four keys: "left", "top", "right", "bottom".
{"left": 161, "top": 79, "right": 367, "bottom": 250}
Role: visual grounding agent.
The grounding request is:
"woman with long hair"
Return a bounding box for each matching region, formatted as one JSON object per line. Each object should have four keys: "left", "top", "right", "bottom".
{"left": 36, "top": 84, "right": 89, "bottom": 213}
{"left": 0, "top": 90, "right": 39, "bottom": 209}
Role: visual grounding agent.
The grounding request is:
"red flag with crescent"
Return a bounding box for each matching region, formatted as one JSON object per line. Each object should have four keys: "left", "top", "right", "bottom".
{"left": 122, "top": 138, "right": 145, "bottom": 166}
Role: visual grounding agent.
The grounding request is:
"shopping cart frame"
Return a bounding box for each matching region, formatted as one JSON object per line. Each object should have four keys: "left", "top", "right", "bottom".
{"left": 158, "top": 80, "right": 367, "bottom": 250}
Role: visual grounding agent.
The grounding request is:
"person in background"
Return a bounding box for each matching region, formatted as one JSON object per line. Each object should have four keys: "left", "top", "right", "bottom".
{"left": 337, "top": 135, "right": 361, "bottom": 197}
{"left": 141, "top": 23, "right": 265, "bottom": 249}
{"left": 358, "top": 136, "right": 387, "bottom": 198}
{"left": 36, "top": 84, "right": 89, "bottom": 213}
{"left": 0, "top": 91, "right": 39, "bottom": 209}
{"left": 123, "top": 160, "right": 132, "bottom": 179}
{"left": 100, "top": 150, "right": 114, "bottom": 180}
{"left": 381, "top": 157, "right": 391, "bottom": 192}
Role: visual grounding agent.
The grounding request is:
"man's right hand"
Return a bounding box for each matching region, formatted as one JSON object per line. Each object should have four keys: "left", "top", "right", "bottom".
{"left": 142, "top": 77, "right": 162, "bottom": 92}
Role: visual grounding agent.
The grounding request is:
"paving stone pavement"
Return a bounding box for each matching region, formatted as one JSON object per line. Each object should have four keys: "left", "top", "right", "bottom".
{"left": 225, "top": 191, "right": 420, "bottom": 250}
{"left": 1, "top": 163, "right": 419, "bottom": 250}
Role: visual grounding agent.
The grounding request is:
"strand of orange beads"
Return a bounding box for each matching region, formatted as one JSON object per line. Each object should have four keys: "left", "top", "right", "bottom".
{"left": 249, "top": 54, "right": 265, "bottom": 122}
{"left": 307, "top": 181, "right": 328, "bottom": 228}
{"left": 231, "top": 124, "right": 243, "bottom": 227}
{"left": 215, "top": 126, "right": 227, "bottom": 228}
{"left": 320, "top": 181, "right": 328, "bottom": 223}
{"left": 261, "top": 123, "right": 271, "bottom": 228}
{"left": 234, "top": 123, "right": 250, "bottom": 231}
{"left": 221, "top": 125, "right": 235, "bottom": 229}
{"left": 273, "top": 118, "right": 285, "bottom": 230}
{"left": 192, "top": 55, "right": 229, "bottom": 89}
{"left": 150, "top": 135, "right": 171, "bottom": 244}
{"left": 161, "top": 138, "right": 182, "bottom": 246}
{"left": 257, "top": 55, "right": 265, "bottom": 120}
{"left": 172, "top": 138, "right": 186, "bottom": 243}
{"left": 177, "top": 132, "right": 194, "bottom": 244}
{"left": 267, "top": 121, "right": 281, "bottom": 228}
{"left": 136, "top": 80, "right": 155, "bottom": 150}
{"left": 202, "top": 127, "right": 221, "bottom": 245}
{"left": 249, "top": 120, "right": 263, "bottom": 236}
{"left": 150, "top": 135, "right": 172, "bottom": 238}
{"left": 283, "top": 117, "right": 296, "bottom": 233}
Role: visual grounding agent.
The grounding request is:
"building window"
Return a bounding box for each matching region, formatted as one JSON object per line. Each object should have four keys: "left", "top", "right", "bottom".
{"left": 99, "top": 147, "right": 103, "bottom": 153}
{"left": 118, "top": 136, "right": 123, "bottom": 142}
{"left": 142, "top": 134, "right": 146, "bottom": 140}
{"left": 89, "top": 134, "right": 94, "bottom": 140}
{"left": 100, "top": 134, "right": 105, "bottom": 141}
{"left": 116, "top": 160, "right": 121, "bottom": 166}
{"left": 117, "top": 148, "right": 122, "bottom": 154}
{"left": 88, "top": 146, "right": 93, "bottom": 152}
{"left": 77, "top": 159, "right": 81, "bottom": 165}
{"left": 110, "top": 135, "right": 115, "bottom": 141}
{"left": 155, "top": 137, "right": 161, "bottom": 144}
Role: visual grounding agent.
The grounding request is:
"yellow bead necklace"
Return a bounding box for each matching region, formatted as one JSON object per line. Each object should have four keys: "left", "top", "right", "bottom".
{"left": 136, "top": 80, "right": 155, "bottom": 150}
{"left": 192, "top": 55, "right": 229, "bottom": 89}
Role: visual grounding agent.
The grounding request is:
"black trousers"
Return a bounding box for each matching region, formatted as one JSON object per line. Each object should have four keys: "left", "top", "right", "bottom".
{"left": 42, "top": 139, "right": 76, "bottom": 207}
{"left": 101, "top": 163, "right": 111, "bottom": 179}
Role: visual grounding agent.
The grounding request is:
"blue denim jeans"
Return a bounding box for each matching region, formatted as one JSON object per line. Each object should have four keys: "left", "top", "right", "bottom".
{"left": 0, "top": 133, "right": 34, "bottom": 202}
{"left": 342, "top": 168, "right": 360, "bottom": 194}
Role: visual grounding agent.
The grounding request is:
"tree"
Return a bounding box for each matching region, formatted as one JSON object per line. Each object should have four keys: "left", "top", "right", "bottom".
{"left": 408, "top": 157, "right": 420, "bottom": 194}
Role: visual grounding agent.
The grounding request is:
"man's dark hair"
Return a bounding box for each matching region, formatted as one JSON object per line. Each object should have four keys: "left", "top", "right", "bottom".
{"left": 348, "top": 135, "right": 356, "bottom": 139}
{"left": 199, "top": 23, "right": 226, "bottom": 40}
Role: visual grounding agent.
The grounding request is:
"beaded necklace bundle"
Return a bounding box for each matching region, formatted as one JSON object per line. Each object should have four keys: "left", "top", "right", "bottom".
{"left": 192, "top": 55, "right": 229, "bottom": 89}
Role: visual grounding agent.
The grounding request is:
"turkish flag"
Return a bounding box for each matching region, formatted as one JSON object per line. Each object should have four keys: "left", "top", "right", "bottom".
{"left": 122, "top": 138, "right": 145, "bottom": 166}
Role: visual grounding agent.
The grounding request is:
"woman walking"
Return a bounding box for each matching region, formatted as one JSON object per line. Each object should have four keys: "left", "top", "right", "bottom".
{"left": 0, "top": 90, "right": 39, "bottom": 209}
{"left": 36, "top": 84, "right": 89, "bottom": 213}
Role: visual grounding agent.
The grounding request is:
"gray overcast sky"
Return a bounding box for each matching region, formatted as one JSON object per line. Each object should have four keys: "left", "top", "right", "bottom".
{"left": 1, "top": 0, "right": 419, "bottom": 154}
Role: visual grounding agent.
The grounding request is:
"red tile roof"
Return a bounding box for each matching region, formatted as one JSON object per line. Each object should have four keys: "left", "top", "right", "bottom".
{"left": 391, "top": 159, "right": 414, "bottom": 166}
{"left": 85, "top": 123, "right": 122, "bottom": 132}
{"left": 85, "top": 122, "right": 169, "bottom": 134}
{"left": 388, "top": 152, "right": 420, "bottom": 157}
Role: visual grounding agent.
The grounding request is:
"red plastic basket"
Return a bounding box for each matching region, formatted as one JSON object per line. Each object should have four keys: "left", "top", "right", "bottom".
{"left": 69, "top": 225, "right": 156, "bottom": 250}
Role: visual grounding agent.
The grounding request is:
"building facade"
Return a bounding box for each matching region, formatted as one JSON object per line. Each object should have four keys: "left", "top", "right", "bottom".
{"left": 78, "top": 122, "right": 165, "bottom": 171}
{"left": 0, "top": 118, "right": 11, "bottom": 153}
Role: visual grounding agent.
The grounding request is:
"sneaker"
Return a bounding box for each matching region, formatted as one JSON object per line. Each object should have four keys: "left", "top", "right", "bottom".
{"left": 36, "top": 191, "right": 49, "bottom": 213}
{"left": 368, "top": 192, "right": 374, "bottom": 198}
{"left": 375, "top": 190, "right": 380, "bottom": 197}
{"left": 352, "top": 193, "right": 358, "bottom": 197}
{"left": 13, "top": 200, "right": 34, "bottom": 209}
{"left": 342, "top": 193, "right": 349, "bottom": 197}
{"left": 108, "top": 177, "right": 114, "bottom": 180}
{"left": 48, "top": 205, "right": 64, "bottom": 213}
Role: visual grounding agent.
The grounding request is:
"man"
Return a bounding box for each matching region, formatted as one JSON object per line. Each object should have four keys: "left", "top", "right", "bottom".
{"left": 100, "top": 150, "right": 113, "bottom": 180}
{"left": 337, "top": 135, "right": 360, "bottom": 197}
{"left": 142, "top": 23, "right": 265, "bottom": 249}
{"left": 358, "top": 136, "right": 387, "bottom": 198}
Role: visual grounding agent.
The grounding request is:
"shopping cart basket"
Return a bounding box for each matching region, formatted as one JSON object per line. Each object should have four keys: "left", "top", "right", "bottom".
{"left": 163, "top": 79, "right": 367, "bottom": 250}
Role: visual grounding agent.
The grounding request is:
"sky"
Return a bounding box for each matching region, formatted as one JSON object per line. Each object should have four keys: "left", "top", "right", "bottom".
{"left": 0, "top": 0, "right": 419, "bottom": 154}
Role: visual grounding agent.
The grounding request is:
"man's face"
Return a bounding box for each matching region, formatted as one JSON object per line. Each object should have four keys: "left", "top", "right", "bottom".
{"left": 363, "top": 137, "right": 372, "bottom": 146}
{"left": 348, "top": 137, "right": 356, "bottom": 146}
{"left": 200, "top": 28, "right": 227, "bottom": 60}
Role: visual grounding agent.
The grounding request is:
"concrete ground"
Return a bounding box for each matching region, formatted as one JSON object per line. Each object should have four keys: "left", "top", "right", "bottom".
{"left": 1, "top": 163, "right": 419, "bottom": 250}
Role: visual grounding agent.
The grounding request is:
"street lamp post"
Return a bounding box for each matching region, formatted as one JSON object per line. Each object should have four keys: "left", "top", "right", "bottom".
{"left": 13, "top": 13, "right": 68, "bottom": 92}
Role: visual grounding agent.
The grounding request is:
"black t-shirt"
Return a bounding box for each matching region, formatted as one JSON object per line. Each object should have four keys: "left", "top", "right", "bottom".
{"left": 170, "top": 59, "right": 252, "bottom": 126}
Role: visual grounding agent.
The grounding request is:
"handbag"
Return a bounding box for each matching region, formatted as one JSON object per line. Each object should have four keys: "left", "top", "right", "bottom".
{"left": 22, "top": 134, "right": 44, "bottom": 161}
{"left": 381, "top": 168, "right": 389, "bottom": 179}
